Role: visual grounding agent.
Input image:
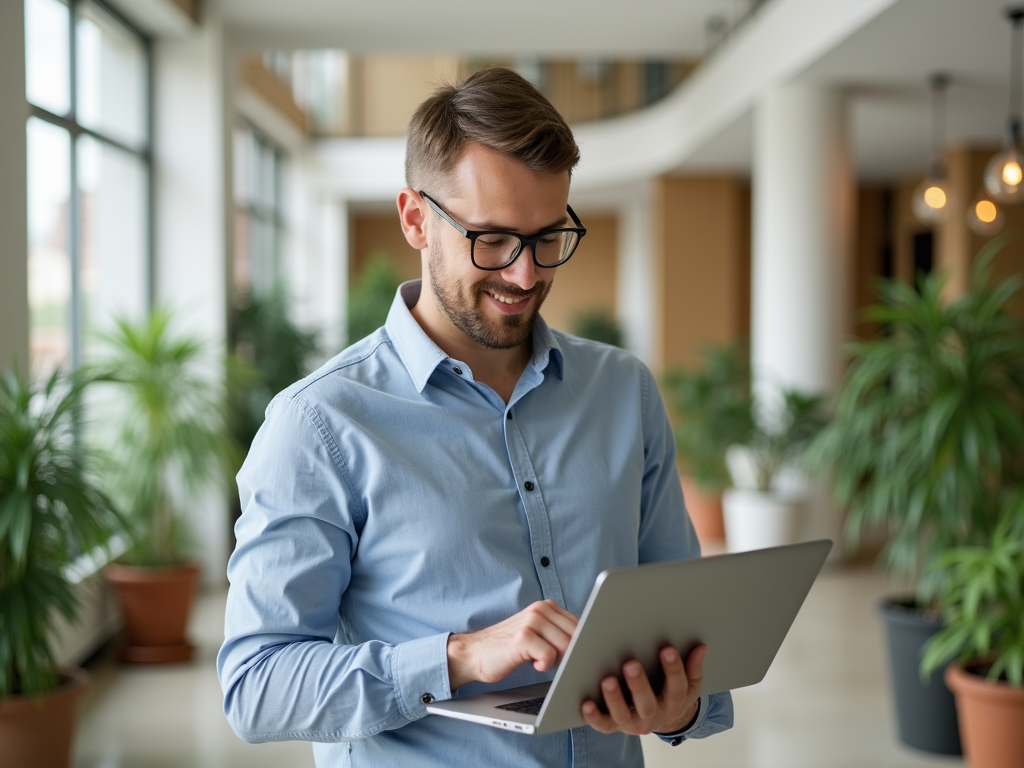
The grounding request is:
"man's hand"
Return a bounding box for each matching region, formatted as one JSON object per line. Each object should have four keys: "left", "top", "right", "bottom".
{"left": 581, "top": 644, "right": 706, "bottom": 736}
{"left": 447, "top": 600, "right": 579, "bottom": 690}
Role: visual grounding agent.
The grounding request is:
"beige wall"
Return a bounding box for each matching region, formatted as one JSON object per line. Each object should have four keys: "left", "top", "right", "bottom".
{"left": 319, "top": 57, "right": 693, "bottom": 137}
{"left": 541, "top": 214, "right": 617, "bottom": 335}
{"left": 653, "top": 176, "right": 750, "bottom": 373}
{"left": 887, "top": 146, "right": 1024, "bottom": 318}
{"left": 937, "top": 145, "right": 1024, "bottom": 316}
{"left": 240, "top": 57, "right": 307, "bottom": 133}
{"left": 891, "top": 177, "right": 924, "bottom": 287}
{"left": 350, "top": 212, "right": 420, "bottom": 282}
{"left": 853, "top": 187, "right": 888, "bottom": 340}
{"left": 352, "top": 56, "right": 466, "bottom": 137}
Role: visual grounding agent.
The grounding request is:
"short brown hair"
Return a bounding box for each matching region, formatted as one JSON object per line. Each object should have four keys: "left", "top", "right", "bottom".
{"left": 405, "top": 67, "right": 580, "bottom": 195}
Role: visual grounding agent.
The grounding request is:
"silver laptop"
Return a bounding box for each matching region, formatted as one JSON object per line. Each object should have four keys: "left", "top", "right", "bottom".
{"left": 427, "top": 538, "right": 832, "bottom": 734}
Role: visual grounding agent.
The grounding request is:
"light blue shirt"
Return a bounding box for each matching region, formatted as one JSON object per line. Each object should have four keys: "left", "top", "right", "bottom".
{"left": 218, "top": 281, "right": 734, "bottom": 767}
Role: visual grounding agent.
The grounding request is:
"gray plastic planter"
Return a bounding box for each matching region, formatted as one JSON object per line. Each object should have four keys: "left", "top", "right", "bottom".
{"left": 878, "top": 598, "right": 961, "bottom": 755}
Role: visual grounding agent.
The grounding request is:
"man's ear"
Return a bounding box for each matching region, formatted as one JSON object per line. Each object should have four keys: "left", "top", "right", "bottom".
{"left": 397, "top": 188, "right": 429, "bottom": 250}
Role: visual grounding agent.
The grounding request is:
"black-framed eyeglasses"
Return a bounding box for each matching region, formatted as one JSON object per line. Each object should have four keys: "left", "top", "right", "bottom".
{"left": 419, "top": 191, "right": 587, "bottom": 271}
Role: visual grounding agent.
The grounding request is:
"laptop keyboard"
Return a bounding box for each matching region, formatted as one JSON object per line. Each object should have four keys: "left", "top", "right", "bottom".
{"left": 496, "top": 696, "right": 545, "bottom": 715}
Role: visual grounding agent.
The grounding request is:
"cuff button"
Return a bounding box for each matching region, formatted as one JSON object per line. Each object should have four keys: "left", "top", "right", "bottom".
{"left": 421, "top": 693, "right": 435, "bottom": 704}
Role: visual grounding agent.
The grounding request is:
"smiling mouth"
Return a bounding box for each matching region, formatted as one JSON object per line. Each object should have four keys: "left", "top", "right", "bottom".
{"left": 485, "top": 288, "right": 531, "bottom": 306}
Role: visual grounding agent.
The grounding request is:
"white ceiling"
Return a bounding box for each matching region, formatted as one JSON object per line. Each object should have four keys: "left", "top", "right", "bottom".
{"left": 681, "top": 0, "right": 1012, "bottom": 179}
{"left": 215, "top": 0, "right": 754, "bottom": 56}
{"left": 205, "top": 0, "right": 1015, "bottom": 185}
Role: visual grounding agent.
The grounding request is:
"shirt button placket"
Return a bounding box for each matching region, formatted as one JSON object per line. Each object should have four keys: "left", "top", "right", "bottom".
{"left": 506, "top": 414, "right": 565, "bottom": 607}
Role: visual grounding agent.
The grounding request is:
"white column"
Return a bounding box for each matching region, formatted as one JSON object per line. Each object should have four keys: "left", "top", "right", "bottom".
{"left": 315, "top": 197, "right": 348, "bottom": 357}
{"left": 153, "top": 19, "right": 233, "bottom": 585}
{"left": 752, "top": 83, "right": 852, "bottom": 396}
{"left": 752, "top": 82, "right": 853, "bottom": 547}
{"left": 283, "top": 187, "right": 348, "bottom": 362}
{"left": 616, "top": 182, "right": 656, "bottom": 367}
{"left": 0, "top": 1, "right": 29, "bottom": 371}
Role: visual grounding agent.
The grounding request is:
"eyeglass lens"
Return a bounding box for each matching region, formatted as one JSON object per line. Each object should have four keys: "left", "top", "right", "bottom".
{"left": 473, "top": 230, "right": 581, "bottom": 269}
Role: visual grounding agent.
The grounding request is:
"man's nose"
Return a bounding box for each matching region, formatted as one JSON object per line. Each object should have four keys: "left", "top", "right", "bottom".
{"left": 498, "top": 246, "right": 540, "bottom": 291}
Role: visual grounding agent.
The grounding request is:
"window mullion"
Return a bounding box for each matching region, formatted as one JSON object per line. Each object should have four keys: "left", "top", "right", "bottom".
{"left": 144, "top": 33, "right": 154, "bottom": 310}
{"left": 68, "top": 0, "right": 81, "bottom": 370}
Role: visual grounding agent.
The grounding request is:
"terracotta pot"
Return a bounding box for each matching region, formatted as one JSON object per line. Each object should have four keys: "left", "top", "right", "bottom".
{"left": 106, "top": 563, "right": 200, "bottom": 663}
{"left": 945, "top": 663, "right": 1024, "bottom": 768}
{"left": 680, "top": 476, "right": 725, "bottom": 546}
{"left": 0, "top": 667, "right": 89, "bottom": 768}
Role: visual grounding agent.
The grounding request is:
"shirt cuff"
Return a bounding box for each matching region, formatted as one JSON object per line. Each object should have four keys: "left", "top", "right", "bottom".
{"left": 654, "top": 696, "right": 704, "bottom": 746}
{"left": 391, "top": 632, "right": 453, "bottom": 722}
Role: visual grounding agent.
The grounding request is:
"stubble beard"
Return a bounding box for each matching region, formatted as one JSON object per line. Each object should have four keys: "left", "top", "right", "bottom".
{"left": 427, "top": 235, "right": 551, "bottom": 351}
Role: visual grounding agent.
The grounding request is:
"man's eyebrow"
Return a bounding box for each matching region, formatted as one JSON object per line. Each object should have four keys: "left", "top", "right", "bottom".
{"left": 470, "top": 212, "right": 571, "bottom": 232}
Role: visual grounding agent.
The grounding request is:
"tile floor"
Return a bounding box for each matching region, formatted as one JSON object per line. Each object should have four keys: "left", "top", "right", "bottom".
{"left": 71, "top": 562, "right": 965, "bottom": 768}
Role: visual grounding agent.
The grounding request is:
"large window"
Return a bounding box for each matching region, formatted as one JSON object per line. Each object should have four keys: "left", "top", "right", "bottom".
{"left": 25, "top": 0, "right": 151, "bottom": 377}
{"left": 233, "top": 123, "right": 286, "bottom": 299}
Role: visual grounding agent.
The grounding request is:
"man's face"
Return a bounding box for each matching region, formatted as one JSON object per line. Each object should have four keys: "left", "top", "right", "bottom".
{"left": 421, "top": 143, "right": 570, "bottom": 351}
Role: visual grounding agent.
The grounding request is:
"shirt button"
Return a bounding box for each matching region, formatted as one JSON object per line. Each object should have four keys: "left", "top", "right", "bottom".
{"left": 507, "top": 411, "right": 513, "bottom": 420}
{"left": 540, "top": 556, "right": 551, "bottom": 567}
{"left": 524, "top": 481, "right": 535, "bottom": 491}
{"left": 421, "top": 693, "right": 434, "bottom": 704}
{"left": 453, "top": 367, "right": 463, "bottom": 375}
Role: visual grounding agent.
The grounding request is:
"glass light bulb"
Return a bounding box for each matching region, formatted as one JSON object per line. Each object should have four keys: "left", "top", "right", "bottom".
{"left": 1003, "top": 160, "right": 1023, "bottom": 186}
{"left": 912, "top": 177, "right": 951, "bottom": 224}
{"left": 966, "top": 193, "right": 1005, "bottom": 236}
{"left": 984, "top": 145, "right": 1024, "bottom": 203}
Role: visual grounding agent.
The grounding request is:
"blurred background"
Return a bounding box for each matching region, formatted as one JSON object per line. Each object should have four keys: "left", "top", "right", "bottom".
{"left": 1, "top": 0, "right": 1023, "bottom": 766}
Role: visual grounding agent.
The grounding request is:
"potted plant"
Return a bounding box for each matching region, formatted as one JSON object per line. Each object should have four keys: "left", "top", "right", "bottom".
{"left": 347, "top": 253, "right": 403, "bottom": 344}
{"left": 721, "top": 387, "right": 829, "bottom": 553}
{"left": 920, "top": 495, "right": 1024, "bottom": 768}
{"left": 569, "top": 306, "right": 626, "bottom": 348}
{"left": 94, "top": 309, "right": 239, "bottom": 663}
{"left": 662, "top": 342, "right": 751, "bottom": 546}
{"left": 810, "top": 244, "right": 1024, "bottom": 754}
{"left": 229, "top": 286, "right": 321, "bottom": 453}
{"left": 0, "top": 367, "right": 123, "bottom": 767}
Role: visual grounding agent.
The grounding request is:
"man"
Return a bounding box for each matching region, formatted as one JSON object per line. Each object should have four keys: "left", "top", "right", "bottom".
{"left": 218, "top": 67, "right": 733, "bottom": 767}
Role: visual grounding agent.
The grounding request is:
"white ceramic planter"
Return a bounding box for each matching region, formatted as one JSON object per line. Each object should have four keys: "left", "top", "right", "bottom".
{"left": 722, "top": 488, "right": 806, "bottom": 552}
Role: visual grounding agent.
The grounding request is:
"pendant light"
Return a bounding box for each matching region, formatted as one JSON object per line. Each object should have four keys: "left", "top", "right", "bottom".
{"left": 984, "top": 7, "right": 1024, "bottom": 204}
{"left": 966, "top": 190, "right": 1005, "bottom": 236}
{"left": 912, "top": 73, "right": 951, "bottom": 225}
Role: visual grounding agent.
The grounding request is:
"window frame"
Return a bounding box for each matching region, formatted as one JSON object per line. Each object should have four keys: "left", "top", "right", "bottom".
{"left": 233, "top": 120, "right": 288, "bottom": 299}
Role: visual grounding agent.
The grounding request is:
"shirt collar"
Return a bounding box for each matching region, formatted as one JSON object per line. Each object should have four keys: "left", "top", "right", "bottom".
{"left": 384, "top": 279, "right": 565, "bottom": 393}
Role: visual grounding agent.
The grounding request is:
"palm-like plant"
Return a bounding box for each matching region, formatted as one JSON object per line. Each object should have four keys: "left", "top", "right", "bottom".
{"left": 811, "top": 243, "right": 1024, "bottom": 602}
{"left": 739, "top": 389, "right": 830, "bottom": 493}
{"left": 95, "top": 309, "right": 239, "bottom": 567}
{"left": 665, "top": 342, "right": 828, "bottom": 493}
{"left": 0, "top": 367, "right": 122, "bottom": 697}
{"left": 921, "top": 494, "right": 1024, "bottom": 686}
{"left": 663, "top": 342, "right": 751, "bottom": 493}
{"left": 570, "top": 307, "right": 626, "bottom": 348}
{"left": 229, "top": 287, "right": 320, "bottom": 452}
{"left": 347, "top": 253, "right": 403, "bottom": 344}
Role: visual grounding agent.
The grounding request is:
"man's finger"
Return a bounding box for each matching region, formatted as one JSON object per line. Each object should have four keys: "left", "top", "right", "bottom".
{"left": 600, "top": 675, "right": 635, "bottom": 725}
{"left": 658, "top": 645, "right": 695, "bottom": 711}
{"left": 534, "top": 600, "right": 579, "bottom": 635}
{"left": 684, "top": 644, "right": 707, "bottom": 686}
{"left": 581, "top": 699, "right": 616, "bottom": 733}
{"left": 622, "top": 661, "right": 658, "bottom": 720}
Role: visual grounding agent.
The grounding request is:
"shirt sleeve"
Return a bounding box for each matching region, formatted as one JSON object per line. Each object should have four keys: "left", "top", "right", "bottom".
{"left": 217, "top": 394, "right": 452, "bottom": 744}
{"left": 636, "top": 366, "right": 736, "bottom": 741}
{"left": 654, "top": 692, "right": 735, "bottom": 744}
